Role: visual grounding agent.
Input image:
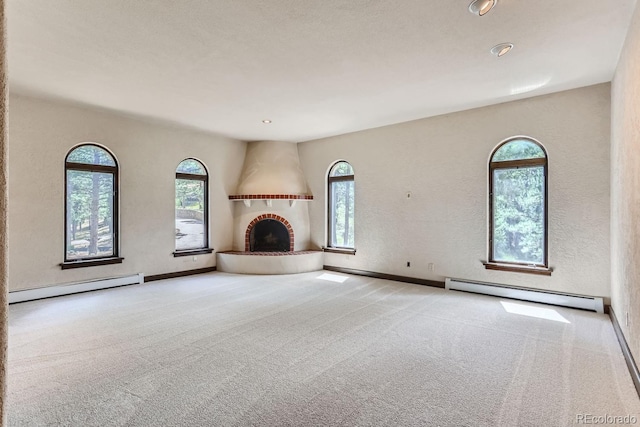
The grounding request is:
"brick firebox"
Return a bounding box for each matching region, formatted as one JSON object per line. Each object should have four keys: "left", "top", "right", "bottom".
{"left": 245, "top": 214, "right": 294, "bottom": 252}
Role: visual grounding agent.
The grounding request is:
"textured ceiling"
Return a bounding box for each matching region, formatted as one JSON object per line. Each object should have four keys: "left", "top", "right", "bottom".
{"left": 7, "top": 0, "right": 638, "bottom": 142}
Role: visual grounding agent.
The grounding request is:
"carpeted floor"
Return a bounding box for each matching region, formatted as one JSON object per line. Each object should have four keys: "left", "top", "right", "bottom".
{"left": 7, "top": 271, "right": 640, "bottom": 426}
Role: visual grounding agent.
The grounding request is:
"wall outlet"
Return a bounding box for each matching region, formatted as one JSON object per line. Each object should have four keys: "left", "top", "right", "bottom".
{"left": 192, "top": 256, "right": 197, "bottom": 262}
{"left": 407, "top": 261, "right": 410, "bottom": 267}
{"left": 428, "top": 263, "right": 435, "bottom": 272}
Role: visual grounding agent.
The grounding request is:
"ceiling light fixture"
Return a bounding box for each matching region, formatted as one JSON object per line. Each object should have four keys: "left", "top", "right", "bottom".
{"left": 490, "top": 43, "right": 513, "bottom": 57}
{"left": 262, "top": 119, "right": 272, "bottom": 124}
{"left": 469, "top": 0, "right": 496, "bottom": 16}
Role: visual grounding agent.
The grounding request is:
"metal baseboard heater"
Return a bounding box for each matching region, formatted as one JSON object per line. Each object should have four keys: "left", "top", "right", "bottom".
{"left": 445, "top": 277, "right": 604, "bottom": 313}
{"left": 9, "top": 273, "right": 144, "bottom": 304}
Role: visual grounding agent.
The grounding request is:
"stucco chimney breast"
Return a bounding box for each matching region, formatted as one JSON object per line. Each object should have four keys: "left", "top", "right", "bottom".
{"left": 233, "top": 140, "right": 311, "bottom": 197}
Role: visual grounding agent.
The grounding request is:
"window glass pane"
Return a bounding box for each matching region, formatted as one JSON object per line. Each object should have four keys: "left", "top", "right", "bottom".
{"left": 330, "top": 179, "right": 355, "bottom": 248}
{"left": 66, "top": 170, "right": 115, "bottom": 259}
{"left": 67, "top": 145, "right": 116, "bottom": 166}
{"left": 492, "top": 139, "right": 545, "bottom": 162}
{"left": 177, "top": 159, "right": 206, "bottom": 175}
{"left": 330, "top": 161, "right": 354, "bottom": 177}
{"left": 492, "top": 166, "right": 545, "bottom": 264}
{"left": 176, "top": 179, "right": 205, "bottom": 250}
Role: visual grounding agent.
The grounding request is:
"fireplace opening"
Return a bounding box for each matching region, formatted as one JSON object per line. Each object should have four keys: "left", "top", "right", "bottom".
{"left": 249, "top": 219, "right": 291, "bottom": 252}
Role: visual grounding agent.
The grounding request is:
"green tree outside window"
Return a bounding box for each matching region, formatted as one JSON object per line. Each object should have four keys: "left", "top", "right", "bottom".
{"left": 65, "top": 144, "right": 117, "bottom": 260}
{"left": 328, "top": 161, "right": 355, "bottom": 249}
{"left": 490, "top": 138, "right": 547, "bottom": 266}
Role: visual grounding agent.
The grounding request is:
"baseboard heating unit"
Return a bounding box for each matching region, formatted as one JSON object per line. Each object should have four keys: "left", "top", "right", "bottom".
{"left": 445, "top": 278, "right": 604, "bottom": 313}
{"left": 9, "top": 273, "right": 144, "bottom": 304}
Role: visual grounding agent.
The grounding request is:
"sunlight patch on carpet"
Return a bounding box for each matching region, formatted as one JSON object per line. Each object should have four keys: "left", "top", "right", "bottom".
{"left": 500, "top": 301, "right": 570, "bottom": 323}
{"left": 317, "top": 273, "right": 348, "bottom": 283}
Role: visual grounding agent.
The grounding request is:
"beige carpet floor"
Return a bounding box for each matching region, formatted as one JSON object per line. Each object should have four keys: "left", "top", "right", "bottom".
{"left": 7, "top": 271, "right": 640, "bottom": 426}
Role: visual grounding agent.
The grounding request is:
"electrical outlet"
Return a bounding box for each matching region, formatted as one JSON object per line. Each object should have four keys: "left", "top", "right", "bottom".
{"left": 407, "top": 261, "right": 410, "bottom": 267}
{"left": 428, "top": 263, "right": 435, "bottom": 272}
{"left": 192, "top": 256, "right": 197, "bottom": 262}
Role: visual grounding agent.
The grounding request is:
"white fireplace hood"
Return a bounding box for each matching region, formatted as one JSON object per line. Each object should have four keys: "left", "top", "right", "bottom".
{"left": 230, "top": 140, "right": 313, "bottom": 206}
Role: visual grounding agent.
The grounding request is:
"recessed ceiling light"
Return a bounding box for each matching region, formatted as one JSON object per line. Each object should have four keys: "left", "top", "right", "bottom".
{"left": 490, "top": 43, "right": 513, "bottom": 57}
{"left": 469, "top": 0, "right": 496, "bottom": 16}
{"left": 262, "top": 119, "right": 272, "bottom": 124}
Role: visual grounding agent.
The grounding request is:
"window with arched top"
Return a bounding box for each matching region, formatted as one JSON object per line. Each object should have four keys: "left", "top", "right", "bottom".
{"left": 488, "top": 137, "right": 549, "bottom": 273}
{"left": 328, "top": 161, "right": 355, "bottom": 250}
{"left": 63, "top": 143, "right": 121, "bottom": 268}
{"left": 175, "top": 158, "right": 212, "bottom": 255}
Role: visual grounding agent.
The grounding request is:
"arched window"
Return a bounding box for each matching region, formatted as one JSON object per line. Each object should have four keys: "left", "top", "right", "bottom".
{"left": 328, "top": 161, "right": 355, "bottom": 250}
{"left": 63, "top": 143, "right": 121, "bottom": 268}
{"left": 175, "top": 158, "right": 212, "bottom": 255}
{"left": 488, "top": 137, "right": 549, "bottom": 273}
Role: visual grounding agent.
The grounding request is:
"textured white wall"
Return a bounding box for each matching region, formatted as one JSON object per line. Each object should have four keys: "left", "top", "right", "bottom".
{"left": 8, "top": 94, "right": 246, "bottom": 291}
{"left": 299, "top": 84, "right": 612, "bottom": 298}
{"left": 611, "top": 3, "right": 640, "bottom": 359}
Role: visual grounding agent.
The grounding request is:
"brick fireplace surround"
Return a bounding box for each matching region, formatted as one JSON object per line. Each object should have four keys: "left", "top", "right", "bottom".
{"left": 245, "top": 214, "right": 294, "bottom": 252}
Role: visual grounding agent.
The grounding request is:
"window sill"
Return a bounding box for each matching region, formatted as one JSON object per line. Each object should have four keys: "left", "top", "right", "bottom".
{"left": 483, "top": 262, "right": 552, "bottom": 276}
{"left": 173, "top": 248, "right": 214, "bottom": 257}
{"left": 323, "top": 247, "right": 356, "bottom": 255}
{"left": 60, "top": 257, "right": 124, "bottom": 270}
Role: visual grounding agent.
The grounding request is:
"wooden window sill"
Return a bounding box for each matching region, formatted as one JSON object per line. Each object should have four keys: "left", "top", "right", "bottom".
{"left": 483, "top": 262, "right": 552, "bottom": 276}
{"left": 323, "top": 247, "right": 356, "bottom": 255}
{"left": 60, "top": 257, "right": 124, "bottom": 270}
{"left": 173, "top": 248, "right": 214, "bottom": 257}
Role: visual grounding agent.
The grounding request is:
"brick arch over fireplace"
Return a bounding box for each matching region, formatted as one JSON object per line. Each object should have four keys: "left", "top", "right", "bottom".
{"left": 245, "top": 214, "right": 294, "bottom": 252}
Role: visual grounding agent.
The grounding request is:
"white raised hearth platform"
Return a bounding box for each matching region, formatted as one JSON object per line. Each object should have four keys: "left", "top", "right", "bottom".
{"left": 216, "top": 250, "right": 323, "bottom": 275}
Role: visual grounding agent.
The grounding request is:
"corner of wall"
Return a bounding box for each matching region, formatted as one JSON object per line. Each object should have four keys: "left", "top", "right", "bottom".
{"left": 610, "top": 0, "right": 640, "bottom": 364}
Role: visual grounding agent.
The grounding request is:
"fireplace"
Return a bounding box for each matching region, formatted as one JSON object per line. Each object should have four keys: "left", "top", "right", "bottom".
{"left": 250, "top": 220, "right": 289, "bottom": 252}
{"left": 245, "top": 214, "right": 294, "bottom": 252}
{"left": 217, "top": 140, "right": 323, "bottom": 273}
